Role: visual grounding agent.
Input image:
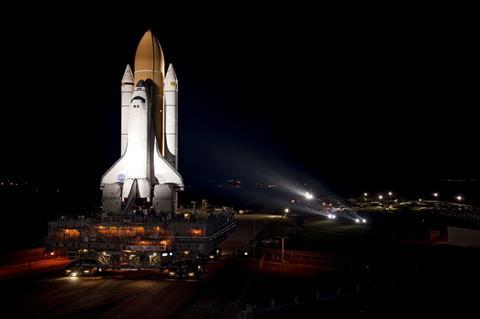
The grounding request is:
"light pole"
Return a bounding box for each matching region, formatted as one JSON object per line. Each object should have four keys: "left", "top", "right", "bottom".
{"left": 253, "top": 213, "right": 256, "bottom": 260}
{"left": 190, "top": 201, "right": 197, "bottom": 215}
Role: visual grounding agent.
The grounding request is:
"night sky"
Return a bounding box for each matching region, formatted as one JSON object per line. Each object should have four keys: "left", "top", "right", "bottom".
{"left": 1, "top": 5, "right": 478, "bottom": 206}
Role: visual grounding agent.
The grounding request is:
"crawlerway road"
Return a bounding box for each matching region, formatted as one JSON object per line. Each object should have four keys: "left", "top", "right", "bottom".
{"left": 0, "top": 255, "right": 232, "bottom": 319}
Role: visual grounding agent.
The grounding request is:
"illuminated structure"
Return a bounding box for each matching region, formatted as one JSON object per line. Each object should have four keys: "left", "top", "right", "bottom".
{"left": 47, "top": 208, "right": 235, "bottom": 268}
{"left": 101, "top": 30, "right": 183, "bottom": 215}
{"left": 46, "top": 31, "right": 236, "bottom": 269}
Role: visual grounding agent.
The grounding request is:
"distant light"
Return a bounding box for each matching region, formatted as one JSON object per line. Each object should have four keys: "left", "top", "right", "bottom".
{"left": 378, "top": 195, "right": 383, "bottom": 200}
{"left": 362, "top": 218, "right": 367, "bottom": 223}
{"left": 418, "top": 198, "right": 422, "bottom": 202}
{"left": 363, "top": 192, "right": 368, "bottom": 197}
{"left": 388, "top": 192, "right": 393, "bottom": 196}
{"left": 244, "top": 251, "right": 248, "bottom": 256}
{"left": 329, "top": 203, "right": 332, "bottom": 207}
{"left": 322, "top": 202, "right": 326, "bottom": 206}
{"left": 284, "top": 208, "right": 290, "bottom": 213}
{"left": 305, "top": 192, "right": 314, "bottom": 200}
{"left": 162, "top": 252, "right": 168, "bottom": 257}
{"left": 456, "top": 195, "right": 463, "bottom": 201}
{"left": 433, "top": 192, "right": 439, "bottom": 198}
{"left": 291, "top": 199, "right": 295, "bottom": 203}
{"left": 355, "top": 218, "right": 360, "bottom": 223}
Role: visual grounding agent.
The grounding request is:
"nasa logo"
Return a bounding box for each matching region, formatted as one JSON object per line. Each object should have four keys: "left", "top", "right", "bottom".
{"left": 117, "top": 174, "right": 125, "bottom": 182}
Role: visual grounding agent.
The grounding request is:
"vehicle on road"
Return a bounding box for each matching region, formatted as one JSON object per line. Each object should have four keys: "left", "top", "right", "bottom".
{"left": 205, "top": 248, "right": 222, "bottom": 261}
{"left": 166, "top": 259, "right": 205, "bottom": 279}
{"left": 65, "top": 259, "right": 105, "bottom": 277}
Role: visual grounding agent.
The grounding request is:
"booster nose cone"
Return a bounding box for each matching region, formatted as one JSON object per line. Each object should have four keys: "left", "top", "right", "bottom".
{"left": 122, "top": 64, "right": 134, "bottom": 84}
{"left": 165, "top": 64, "right": 177, "bottom": 81}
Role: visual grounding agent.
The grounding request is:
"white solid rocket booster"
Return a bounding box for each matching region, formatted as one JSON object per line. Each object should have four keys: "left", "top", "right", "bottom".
{"left": 164, "top": 64, "right": 178, "bottom": 168}
{"left": 121, "top": 65, "right": 134, "bottom": 156}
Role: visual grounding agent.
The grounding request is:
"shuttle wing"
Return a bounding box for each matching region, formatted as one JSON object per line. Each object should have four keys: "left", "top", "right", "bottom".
{"left": 153, "top": 138, "right": 183, "bottom": 187}
{"left": 100, "top": 154, "right": 128, "bottom": 186}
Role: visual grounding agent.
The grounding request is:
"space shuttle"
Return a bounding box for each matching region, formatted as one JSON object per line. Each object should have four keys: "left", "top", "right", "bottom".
{"left": 100, "top": 30, "right": 183, "bottom": 214}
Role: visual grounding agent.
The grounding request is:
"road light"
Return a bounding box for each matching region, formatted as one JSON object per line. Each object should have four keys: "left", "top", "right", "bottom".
{"left": 388, "top": 191, "right": 393, "bottom": 196}
{"left": 284, "top": 208, "right": 289, "bottom": 213}
{"left": 305, "top": 192, "right": 314, "bottom": 200}
{"left": 456, "top": 195, "right": 463, "bottom": 201}
{"left": 378, "top": 195, "right": 383, "bottom": 200}
{"left": 363, "top": 192, "right": 368, "bottom": 197}
{"left": 433, "top": 192, "right": 439, "bottom": 198}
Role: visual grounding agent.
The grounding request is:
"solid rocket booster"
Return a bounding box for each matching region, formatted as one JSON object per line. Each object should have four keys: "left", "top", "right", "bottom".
{"left": 100, "top": 30, "right": 183, "bottom": 214}
{"left": 121, "top": 65, "right": 134, "bottom": 156}
{"left": 164, "top": 64, "right": 178, "bottom": 168}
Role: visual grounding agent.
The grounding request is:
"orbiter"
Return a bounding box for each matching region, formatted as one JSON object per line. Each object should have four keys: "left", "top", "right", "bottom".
{"left": 101, "top": 30, "right": 183, "bottom": 214}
